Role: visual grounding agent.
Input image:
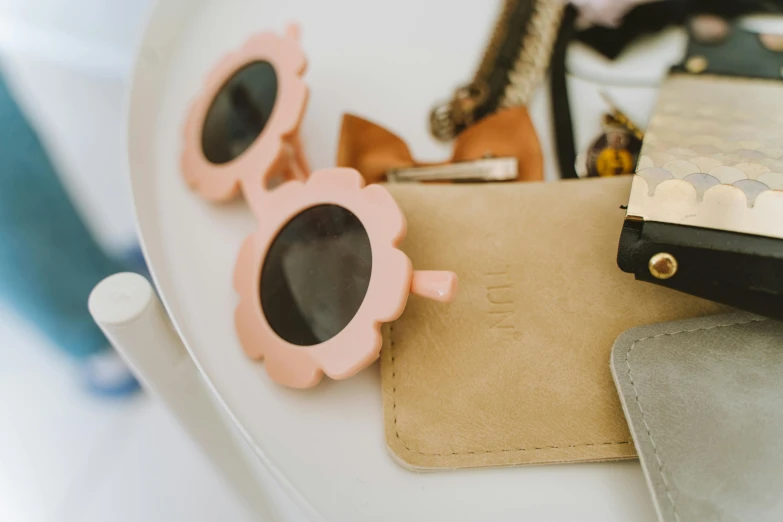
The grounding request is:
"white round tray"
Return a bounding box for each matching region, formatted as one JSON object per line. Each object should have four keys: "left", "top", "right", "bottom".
{"left": 127, "top": 0, "right": 682, "bottom": 520}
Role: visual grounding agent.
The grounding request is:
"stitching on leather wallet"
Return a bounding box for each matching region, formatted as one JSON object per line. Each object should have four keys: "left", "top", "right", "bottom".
{"left": 624, "top": 317, "right": 767, "bottom": 522}
{"left": 390, "top": 325, "right": 633, "bottom": 457}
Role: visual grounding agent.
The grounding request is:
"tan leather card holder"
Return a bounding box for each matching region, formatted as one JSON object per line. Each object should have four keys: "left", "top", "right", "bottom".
{"left": 382, "top": 177, "right": 726, "bottom": 470}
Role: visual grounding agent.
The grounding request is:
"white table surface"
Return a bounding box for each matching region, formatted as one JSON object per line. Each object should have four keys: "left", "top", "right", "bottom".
{"left": 127, "top": 0, "right": 687, "bottom": 520}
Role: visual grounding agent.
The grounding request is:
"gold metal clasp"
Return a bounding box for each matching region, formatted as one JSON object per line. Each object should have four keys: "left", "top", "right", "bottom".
{"left": 386, "top": 157, "right": 518, "bottom": 183}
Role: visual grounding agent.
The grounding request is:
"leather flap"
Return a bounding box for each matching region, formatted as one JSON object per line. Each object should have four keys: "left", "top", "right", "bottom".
{"left": 611, "top": 313, "right": 783, "bottom": 522}
{"left": 383, "top": 177, "right": 725, "bottom": 469}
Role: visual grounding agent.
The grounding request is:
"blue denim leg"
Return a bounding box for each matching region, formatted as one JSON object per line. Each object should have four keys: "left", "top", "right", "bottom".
{"left": 0, "top": 75, "right": 127, "bottom": 359}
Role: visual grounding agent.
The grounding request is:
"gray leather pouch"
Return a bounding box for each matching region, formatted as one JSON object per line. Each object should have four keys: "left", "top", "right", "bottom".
{"left": 611, "top": 312, "right": 783, "bottom": 522}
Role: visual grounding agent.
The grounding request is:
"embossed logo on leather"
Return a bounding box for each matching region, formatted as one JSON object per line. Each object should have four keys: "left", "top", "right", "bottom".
{"left": 485, "top": 267, "right": 522, "bottom": 340}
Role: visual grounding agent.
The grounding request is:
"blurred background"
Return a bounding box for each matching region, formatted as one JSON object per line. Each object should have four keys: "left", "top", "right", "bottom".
{"left": 0, "top": 1, "right": 255, "bottom": 520}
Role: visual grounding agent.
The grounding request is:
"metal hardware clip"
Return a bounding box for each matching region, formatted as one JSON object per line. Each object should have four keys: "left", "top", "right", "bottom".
{"left": 386, "top": 157, "right": 518, "bottom": 183}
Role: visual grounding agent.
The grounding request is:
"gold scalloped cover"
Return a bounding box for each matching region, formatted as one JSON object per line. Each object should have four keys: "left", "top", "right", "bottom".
{"left": 627, "top": 73, "right": 783, "bottom": 240}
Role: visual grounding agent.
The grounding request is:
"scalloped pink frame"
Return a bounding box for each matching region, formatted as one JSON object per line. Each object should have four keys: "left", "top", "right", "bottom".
{"left": 233, "top": 168, "right": 458, "bottom": 388}
{"left": 181, "top": 25, "right": 309, "bottom": 202}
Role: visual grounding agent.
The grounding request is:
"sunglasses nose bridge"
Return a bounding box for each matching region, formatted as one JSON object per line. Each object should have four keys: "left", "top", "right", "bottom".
{"left": 410, "top": 270, "right": 458, "bottom": 303}
{"left": 282, "top": 138, "right": 310, "bottom": 181}
{"left": 240, "top": 144, "right": 311, "bottom": 216}
{"left": 240, "top": 169, "right": 281, "bottom": 217}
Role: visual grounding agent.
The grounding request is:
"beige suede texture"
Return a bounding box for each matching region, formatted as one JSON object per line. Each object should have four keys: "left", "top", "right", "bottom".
{"left": 382, "top": 177, "right": 726, "bottom": 470}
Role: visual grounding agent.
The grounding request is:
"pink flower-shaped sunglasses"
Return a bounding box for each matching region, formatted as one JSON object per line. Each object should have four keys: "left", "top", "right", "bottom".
{"left": 182, "top": 28, "right": 458, "bottom": 388}
{"left": 182, "top": 25, "right": 309, "bottom": 201}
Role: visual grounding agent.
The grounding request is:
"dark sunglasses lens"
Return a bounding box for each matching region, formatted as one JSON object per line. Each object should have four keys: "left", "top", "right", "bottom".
{"left": 261, "top": 205, "right": 372, "bottom": 346}
{"left": 201, "top": 61, "right": 278, "bottom": 164}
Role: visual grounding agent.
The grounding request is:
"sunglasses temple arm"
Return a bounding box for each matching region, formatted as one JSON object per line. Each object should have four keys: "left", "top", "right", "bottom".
{"left": 410, "top": 270, "right": 458, "bottom": 303}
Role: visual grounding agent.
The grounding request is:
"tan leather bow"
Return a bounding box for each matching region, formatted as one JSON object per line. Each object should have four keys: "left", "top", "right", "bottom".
{"left": 337, "top": 107, "right": 544, "bottom": 184}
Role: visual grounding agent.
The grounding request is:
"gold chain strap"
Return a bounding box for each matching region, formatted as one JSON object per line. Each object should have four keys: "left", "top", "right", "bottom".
{"left": 429, "top": 0, "right": 565, "bottom": 141}
{"left": 501, "top": 0, "right": 565, "bottom": 107}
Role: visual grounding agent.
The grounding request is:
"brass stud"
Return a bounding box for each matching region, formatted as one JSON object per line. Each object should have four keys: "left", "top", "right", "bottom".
{"left": 649, "top": 253, "right": 678, "bottom": 280}
{"left": 685, "top": 56, "right": 708, "bottom": 74}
